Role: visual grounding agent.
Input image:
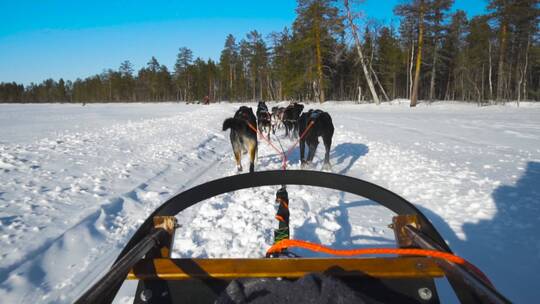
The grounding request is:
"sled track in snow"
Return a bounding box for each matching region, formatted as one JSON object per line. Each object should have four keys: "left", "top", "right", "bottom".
{"left": 0, "top": 105, "right": 236, "bottom": 303}
{"left": 7, "top": 138, "right": 230, "bottom": 303}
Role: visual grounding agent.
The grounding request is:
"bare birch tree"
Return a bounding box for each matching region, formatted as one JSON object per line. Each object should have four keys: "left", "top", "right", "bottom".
{"left": 343, "top": 0, "right": 380, "bottom": 104}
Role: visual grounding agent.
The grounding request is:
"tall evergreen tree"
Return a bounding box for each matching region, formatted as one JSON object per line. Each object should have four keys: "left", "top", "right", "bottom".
{"left": 465, "top": 16, "right": 493, "bottom": 101}
{"left": 245, "top": 30, "right": 269, "bottom": 100}
{"left": 375, "top": 26, "right": 403, "bottom": 99}
{"left": 219, "top": 35, "right": 238, "bottom": 101}
{"left": 293, "top": 0, "right": 343, "bottom": 102}
{"left": 440, "top": 10, "right": 468, "bottom": 101}
{"left": 488, "top": 0, "right": 512, "bottom": 101}
{"left": 425, "top": 0, "right": 453, "bottom": 101}
{"left": 119, "top": 60, "right": 135, "bottom": 101}
{"left": 268, "top": 28, "right": 292, "bottom": 100}
{"left": 174, "top": 47, "right": 194, "bottom": 101}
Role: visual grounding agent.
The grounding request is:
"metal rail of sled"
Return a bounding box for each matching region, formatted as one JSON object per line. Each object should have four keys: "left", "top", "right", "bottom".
{"left": 74, "top": 170, "right": 511, "bottom": 304}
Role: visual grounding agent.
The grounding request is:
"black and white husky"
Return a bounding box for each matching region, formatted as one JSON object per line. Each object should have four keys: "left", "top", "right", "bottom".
{"left": 282, "top": 102, "right": 304, "bottom": 138}
{"left": 256, "top": 101, "right": 272, "bottom": 138}
{"left": 222, "top": 106, "right": 258, "bottom": 173}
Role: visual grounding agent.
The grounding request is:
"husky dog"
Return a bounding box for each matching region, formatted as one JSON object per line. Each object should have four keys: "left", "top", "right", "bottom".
{"left": 256, "top": 101, "right": 272, "bottom": 138}
{"left": 282, "top": 102, "right": 304, "bottom": 137}
{"left": 298, "top": 109, "right": 334, "bottom": 170}
{"left": 271, "top": 106, "right": 286, "bottom": 134}
{"left": 222, "top": 106, "right": 258, "bottom": 173}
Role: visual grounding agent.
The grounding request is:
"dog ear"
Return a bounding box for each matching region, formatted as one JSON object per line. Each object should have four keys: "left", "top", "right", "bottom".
{"left": 235, "top": 107, "right": 243, "bottom": 117}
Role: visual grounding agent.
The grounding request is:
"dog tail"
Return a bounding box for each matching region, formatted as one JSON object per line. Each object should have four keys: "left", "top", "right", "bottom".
{"left": 223, "top": 118, "right": 247, "bottom": 131}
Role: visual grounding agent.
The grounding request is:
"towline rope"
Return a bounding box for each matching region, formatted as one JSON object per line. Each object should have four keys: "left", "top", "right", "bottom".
{"left": 247, "top": 121, "right": 314, "bottom": 170}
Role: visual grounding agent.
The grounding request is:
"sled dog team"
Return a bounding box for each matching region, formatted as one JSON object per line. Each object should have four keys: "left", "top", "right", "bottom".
{"left": 222, "top": 101, "right": 334, "bottom": 173}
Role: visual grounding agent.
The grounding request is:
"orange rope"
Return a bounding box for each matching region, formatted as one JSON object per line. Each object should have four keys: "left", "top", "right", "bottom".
{"left": 247, "top": 120, "right": 315, "bottom": 170}
{"left": 286, "top": 121, "right": 315, "bottom": 158}
{"left": 267, "top": 239, "right": 494, "bottom": 286}
{"left": 247, "top": 122, "right": 287, "bottom": 169}
{"left": 268, "top": 239, "right": 465, "bottom": 264}
{"left": 276, "top": 197, "right": 288, "bottom": 209}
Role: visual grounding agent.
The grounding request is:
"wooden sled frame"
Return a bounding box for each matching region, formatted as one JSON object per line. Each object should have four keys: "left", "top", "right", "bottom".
{"left": 74, "top": 170, "right": 511, "bottom": 304}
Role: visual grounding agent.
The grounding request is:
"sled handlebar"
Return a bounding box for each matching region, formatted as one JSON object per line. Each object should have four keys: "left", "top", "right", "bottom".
{"left": 74, "top": 228, "right": 169, "bottom": 304}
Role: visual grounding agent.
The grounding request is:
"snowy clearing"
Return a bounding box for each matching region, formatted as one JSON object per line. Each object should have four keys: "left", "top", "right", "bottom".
{"left": 0, "top": 101, "right": 539, "bottom": 303}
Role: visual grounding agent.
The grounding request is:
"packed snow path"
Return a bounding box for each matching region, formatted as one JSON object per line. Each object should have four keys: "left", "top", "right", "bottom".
{"left": 0, "top": 102, "right": 538, "bottom": 303}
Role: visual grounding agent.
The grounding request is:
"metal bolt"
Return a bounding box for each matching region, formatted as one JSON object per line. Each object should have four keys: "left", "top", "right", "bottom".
{"left": 140, "top": 289, "right": 152, "bottom": 302}
{"left": 416, "top": 262, "right": 426, "bottom": 270}
{"left": 418, "top": 287, "right": 433, "bottom": 301}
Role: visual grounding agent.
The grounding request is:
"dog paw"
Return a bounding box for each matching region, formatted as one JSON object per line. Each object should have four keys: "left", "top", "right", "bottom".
{"left": 322, "top": 163, "right": 332, "bottom": 172}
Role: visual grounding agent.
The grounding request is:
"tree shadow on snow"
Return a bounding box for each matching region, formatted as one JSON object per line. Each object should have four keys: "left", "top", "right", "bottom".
{"left": 461, "top": 161, "right": 540, "bottom": 302}
{"left": 291, "top": 162, "right": 539, "bottom": 302}
{"left": 257, "top": 142, "right": 368, "bottom": 172}
{"left": 256, "top": 149, "right": 302, "bottom": 169}
{"left": 324, "top": 197, "right": 394, "bottom": 248}
{"left": 292, "top": 192, "right": 393, "bottom": 257}
{"left": 416, "top": 161, "right": 540, "bottom": 303}
{"left": 330, "top": 143, "right": 369, "bottom": 175}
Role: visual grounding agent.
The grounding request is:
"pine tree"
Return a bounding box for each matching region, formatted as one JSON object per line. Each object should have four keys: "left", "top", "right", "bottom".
{"left": 376, "top": 26, "right": 403, "bottom": 99}
{"left": 425, "top": 0, "right": 453, "bottom": 101}
{"left": 293, "top": 0, "right": 342, "bottom": 102}
{"left": 488, "top": 0, "right": 511, "bottom": 102}
{"left": 465, "top": 16, "right": 493, "bottom": 101}
{"left": 485, "top": 0, "right": 539, "bottom": 102}
{"left": 411, "top": 0, "right": 425, "bottom": 107}
{"left": 238, "top": 39, "right": 252, "bottom": 101}
{"left": 119, "top": 60, "right": 135, "bottom": 101}
{"left": 440, "top": 10, "right": 468, "bottom": 101}
{"left": 268, "top": 28, "right": 292, "bottom": 100}
{"left": 395, "top": 1, "right": 418, "bottom": 100}
{"left": 219, "top": 35, "right": 238, "bottom": 101}
{"left": 174, "top": 47, "right": 194, "bottom": 101}
{"left": 57, "top": 78, "right": 67, "bottom": 102}
{"left": 246, "top": 30, "right": 269, "bottom": 100}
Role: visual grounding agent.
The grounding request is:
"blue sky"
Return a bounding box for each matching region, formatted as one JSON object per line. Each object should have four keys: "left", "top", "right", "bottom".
{"left": 0, "top": 0, "right": 487, "bottom": 84}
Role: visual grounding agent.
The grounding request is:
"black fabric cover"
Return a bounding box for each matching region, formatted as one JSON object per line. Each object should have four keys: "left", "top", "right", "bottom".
{"left": 216, "top": 273, "right": 380, "bottom": 304}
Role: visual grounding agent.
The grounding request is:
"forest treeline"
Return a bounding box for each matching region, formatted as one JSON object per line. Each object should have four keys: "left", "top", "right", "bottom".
{"left": 1, "top": 0, "right": 538, "bottom": 105}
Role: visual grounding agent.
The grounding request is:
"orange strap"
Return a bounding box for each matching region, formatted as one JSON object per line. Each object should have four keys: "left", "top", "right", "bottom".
{"left": 276, "top": 197, "right": 288, "bottom": 209}
{"left": 275, "top": 215, "right": 286, "bottom": 222}
{"left": 267, "top": 239, "right": 493, "bottom": 286}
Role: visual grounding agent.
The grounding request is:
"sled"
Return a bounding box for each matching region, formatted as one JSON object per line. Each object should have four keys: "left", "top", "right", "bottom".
{"left": 74, "top": 170, "right": 511, "bottom": 304}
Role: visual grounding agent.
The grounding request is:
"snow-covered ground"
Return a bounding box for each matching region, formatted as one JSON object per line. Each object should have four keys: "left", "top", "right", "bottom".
{"left": 0, "top": 101, "right": 539, "bottom": 303}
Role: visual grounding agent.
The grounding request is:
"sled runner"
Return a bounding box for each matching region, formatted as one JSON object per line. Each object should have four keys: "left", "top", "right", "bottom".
{"left": 74, "top": 170, "right": 511, "bottom": 304}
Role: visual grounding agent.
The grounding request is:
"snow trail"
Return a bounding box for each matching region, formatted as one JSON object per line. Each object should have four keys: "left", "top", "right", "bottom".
{"left": 0, "top": 102, "right": 538, "bottom": 303}
{"left": 0, "top": 104, "right": 237, "bottom": 302}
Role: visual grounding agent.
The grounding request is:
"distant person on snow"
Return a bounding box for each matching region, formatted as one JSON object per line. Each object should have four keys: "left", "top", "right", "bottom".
{"left": 203, "top": 95, "right": 210, "bottom": 105}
